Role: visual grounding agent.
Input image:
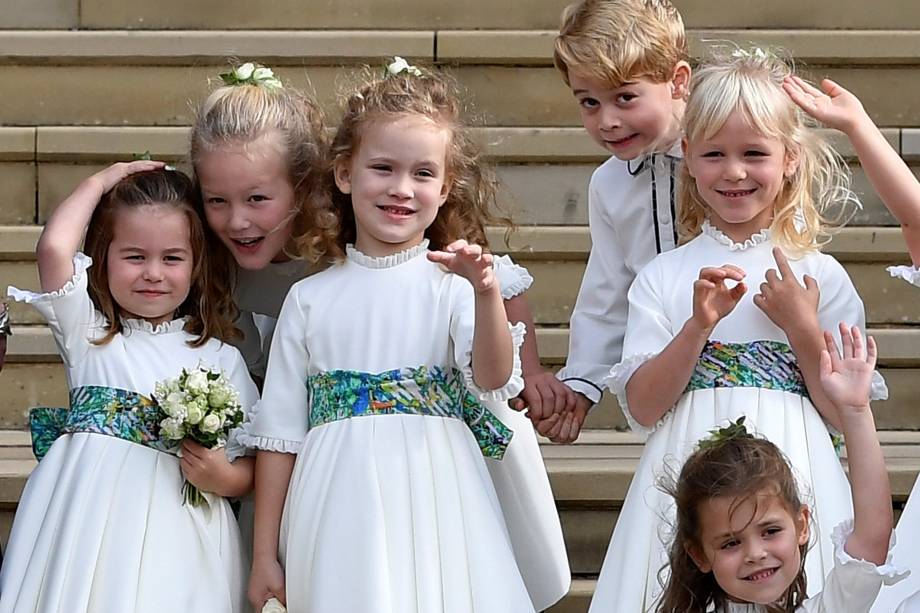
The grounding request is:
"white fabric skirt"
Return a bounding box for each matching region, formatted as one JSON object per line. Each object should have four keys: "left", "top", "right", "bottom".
{"left": 279, "top": 414, "right": 536, "bottom": 613}
{"left": 873, "top": 475, "right": 920, "bottom": 612}
{"left": 0, "top": 433, "right": 246, "bottom": 613}
{"left": 588, "top": 388, "right": 853, "bottom": 613}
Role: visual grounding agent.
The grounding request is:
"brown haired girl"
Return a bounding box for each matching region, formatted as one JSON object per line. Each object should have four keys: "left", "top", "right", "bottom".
{"left": 2, "top": 162, "right": 258, "bottom": 612}
{"left": 657, "top": 325, "right": 912, "bottom": 612}
{"left": 241, "top": 59, "right": 566, "bottom": 612}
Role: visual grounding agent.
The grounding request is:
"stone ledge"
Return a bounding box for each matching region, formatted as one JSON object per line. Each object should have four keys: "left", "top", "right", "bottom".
{"left": 437, "top": 30, "right": 920, "bottom": 65}
{"left": 0, "top": 31, "right": 433, "bottom": 65}
{"left": 0, "top": 128, "right": 34, "bottom": 162}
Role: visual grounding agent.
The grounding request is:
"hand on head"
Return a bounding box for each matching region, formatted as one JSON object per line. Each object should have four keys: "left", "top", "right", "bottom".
{"left": 89, "top": 160, "right": 168, "bottom": 195}
{"left": 783, "top": 76, "right": 868, "bottom": 134}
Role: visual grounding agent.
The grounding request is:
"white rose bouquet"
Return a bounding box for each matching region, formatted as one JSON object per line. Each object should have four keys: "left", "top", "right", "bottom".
{"left": 153, "top": 366, "right": 244, "bottom": 506}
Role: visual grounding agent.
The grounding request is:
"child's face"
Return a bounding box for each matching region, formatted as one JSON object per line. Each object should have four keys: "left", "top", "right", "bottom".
{"left": 107, "top": 205, "right": 193, "bottom": 326}
{"left": 684, "top": 109, "right": 797, "bottom": 242}
{"left": 335, "top": 115, "right": 450, "bottom": 258}
{"left": 569, "top": 68, "right": 686, "bottom": 160}
{"left": 691, "top": 491, "right": 810, "bottom": 607}
{"left": 197, "top": 137, "right": 297, "bottom": 270}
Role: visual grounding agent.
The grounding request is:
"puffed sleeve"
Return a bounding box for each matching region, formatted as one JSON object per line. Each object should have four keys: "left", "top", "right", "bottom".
{"left": 887, "top": 265, "right": 920, "bottom": 288}
{"left": 450, "top": 277, "right": 526, "bottom": 401}
{"left": 556, "top": 173, "right": 634, "bottom": 404}
{"left": 604, "top": 256, "right": 675, "bottom": 435}
{"left": 222, "top": 346, "right": 261, "bottom": 462}
{"left": 7, "top": 252, "right": 102, "bottom": 367}
{"left": 816, "top": 256, "right": 887, "bottom": 400}
{"left": 492, "top": 254, "right": 534, "bottom": 300}
{"left": 236, "top": 286, "right": 310, "bottom": 453}
{"left": 801, "top": 520, "right": 907, "bottom": 613}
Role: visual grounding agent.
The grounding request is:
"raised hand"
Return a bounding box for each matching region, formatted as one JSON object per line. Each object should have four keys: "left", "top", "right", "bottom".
{"left": 819, "top": 323, "right": 877, "bottom": 415}
{"left": 782, "top": 75, "right": 868, "bottom": 134}
{"left": 692, "top": 265, "right": 747, "bottom": 331}
{"left": 753, "top": 247, "right": 820, "bottom": 338}
{"left": 427, "top": 239, "right": 497, "bottom": 294}
{"left": 87, "top": 159, "right": 168, "bottom": 194}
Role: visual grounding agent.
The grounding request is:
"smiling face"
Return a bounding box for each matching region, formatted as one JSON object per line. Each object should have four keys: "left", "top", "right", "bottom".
{"left": 334, "top": 115, "right": 451, "bottom": 257}
{"left": 106, "top": 204, "right": 194, "bottom": 326}
{"left": 197, "top": 135, "right": 297, "bottom": 270}
{"left": 691, "top": 491, "right": 809, "bottom": 607}
{"left": 569, "top": 67, "right": 687, "bottom": 160}
{"left": 684, "top": 109, "right": 798, "bottom": 243}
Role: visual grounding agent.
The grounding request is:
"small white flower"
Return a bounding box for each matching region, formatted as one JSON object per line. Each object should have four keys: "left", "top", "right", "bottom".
{"left": 262, "top": 598, "right": 286, "bottom": 613}
{"left": 235, "top": 62, "right": 255, "bottom": 81}
{"left": 201, "top": 414, "right": 222, "bottom": 434}
{"left": 209, "top": 385, "right": 232, "bottom": 409}
{"left": 186, "top": 370, "right": 209, "bottom": 395}
{"left": 162, "top": 391, "right": 188, "bottom": 419}
{"left": 754, "top": 47, "right": 767, "bottom": 59}
{"left": 253, "top": 67, "right": 274, "bottom": 81}
{"left": 387, "top": 57, "right": 410, "bottom": 76}
{"left": 160, "top": 417, "right": 185, "bottom": 440}
{"left": 186, "top": 403, "right": 204, "bottom": 425}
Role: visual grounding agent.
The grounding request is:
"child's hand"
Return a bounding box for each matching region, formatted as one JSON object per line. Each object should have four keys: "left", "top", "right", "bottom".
{"left": 692, "top": 265, "right": 747, "bottom": 331}
{"left": 783, "top": 76, "right": 868, "bottom": 135}
{"left": 427, "top": 240, "right": 497, "bottom": 294}
{"left": 510, "top": 370, "right": 577, "bottom": 419}
{"left": 533, "top": 394, "right": 590, "bottom": 444}
{"left": 753, "top": 247, "right": 820, "bottom": 340}
{"left": 86, "top": 160, "right": 167, "bottom": 194}
{"left": 248, "top": 558, "right": 286, "bottom": 611}
{"left": 179, "top": 440, "right": 238, "bottom": 497}
{"left": 819, "top": 323, "right": 877, "bottom": 415}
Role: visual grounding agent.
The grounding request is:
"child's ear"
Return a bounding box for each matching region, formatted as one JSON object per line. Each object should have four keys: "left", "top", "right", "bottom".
{"left": 438, "top": 176, "right": 452, "bottom": 207}
{"left": 796, "top": 505, "right": 811, "bottom": 546}
{"left": 685, "top": 541, "right": 712, "bottom": 573}
{"left": 784, "top": 145, "right": 800, "bottom": 178}
{"left": 333, "top": 158, "right": 352, "bottom": 195}
{"left": 681, "top": 138, "right": 694, "bottom": 176}
{"left": 670, "top": 61, "right": 691, "bottom": 100}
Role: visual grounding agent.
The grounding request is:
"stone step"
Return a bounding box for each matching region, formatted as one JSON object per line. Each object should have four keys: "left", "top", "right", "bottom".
{"left": 8, "top": 1, "right": 920, "bottom": 30}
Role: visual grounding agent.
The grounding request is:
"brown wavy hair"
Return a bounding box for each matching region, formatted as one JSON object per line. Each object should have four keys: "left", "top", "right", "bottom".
{"left": 298, "top": 64, "right": 509, "bottom": 263}
{"left": 84, "top": 169, "right": 240, "bottom": 347}
{"left": 657, "top": 431, "right": 809, "bottom": 613}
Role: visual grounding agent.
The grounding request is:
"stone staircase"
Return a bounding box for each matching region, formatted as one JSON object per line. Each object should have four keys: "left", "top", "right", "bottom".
{"left": 2, "top": 2, "right": 920, "bottom": 611}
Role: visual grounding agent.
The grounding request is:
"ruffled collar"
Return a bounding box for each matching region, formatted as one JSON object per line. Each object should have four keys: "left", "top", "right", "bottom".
{"left": 701, "top": 220, "right": 771, "bottom": 252}
{"left": 120, "top": 317, "right": 188, "bottom": 335}
{"left": 346, "top": 240, "right": 429, "bottom": 269}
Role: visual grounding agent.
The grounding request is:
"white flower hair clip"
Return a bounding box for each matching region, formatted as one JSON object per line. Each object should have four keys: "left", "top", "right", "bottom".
{"left": 731, "top": 47, "right": 768, "bottom": 60}
{"left": 386, "top": 56, "right": 423, "bottom": 78}
{"left": 220, "top": 62, "right": 283, "bottom": 89}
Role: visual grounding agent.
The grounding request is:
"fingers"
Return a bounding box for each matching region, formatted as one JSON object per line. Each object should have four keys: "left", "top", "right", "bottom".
{"left": 535, "top": 413, "right": 562, "bottom": 439}
{"left": 442, "top": 239, "right": 469, "bottom": 253}
{"left": 819, "top": 349, "right": 832, "bottom": 380}
{"left": 819, "top": 77, "right": 846, "bottom": 97}
{"left": 771, "top": 247, "right": 795, "bottom": 279}
{"left": 839, "top": 321, "right": 854, "bottom": 360}
{"left": 866, "top": 335, "right": 878, "bottom": 370}
{"left": 793, "top": 75, "right": 826, "bottom": 98}
{"left": 849, "top": 324, "right": 866, "bottom": 360}
{"left": 426, "top": 250, "right": 455, "bottom": 266}
{"left": 803, "top": 274, "right": 818, "bottom": 293}
{"left": 728, "top": 281, "right": 747, "bottom": 302}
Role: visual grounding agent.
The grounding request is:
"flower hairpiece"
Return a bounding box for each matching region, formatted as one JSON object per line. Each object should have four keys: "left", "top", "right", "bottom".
{"left": 731, "top": 47, "right": 768, "bottom": 61}
{"left": 386, "top": 56, "right": 423, "bottom": 78}
{"left": 697, "top": 416, "right": 749, "bottom": 450}
{"left": 220, "top": 62, "right": 283, "bottom": 90}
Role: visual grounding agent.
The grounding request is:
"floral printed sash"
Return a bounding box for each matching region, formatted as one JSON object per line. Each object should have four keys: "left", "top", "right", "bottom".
{"left": 686, "top": 340, "right": 808, "bottom": 397}
{"left": 307, "top": 366, "right": 514, "bottom": 460}
{"left": 29, "top": 386, "right": 173, "bottom": 461}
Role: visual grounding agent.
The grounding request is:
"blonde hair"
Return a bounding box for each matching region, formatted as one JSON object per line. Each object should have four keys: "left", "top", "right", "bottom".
{"left": 299, "top": 64, "right": 508, "bottom": 263}
{"left": 554, "top": 0, "right": 688, "bottom": 87}
{"left": 678, "top": 50, "right": 858, "bottom": 255}
{"left": 190, "top": 68, "right": 327, "bottom": 256}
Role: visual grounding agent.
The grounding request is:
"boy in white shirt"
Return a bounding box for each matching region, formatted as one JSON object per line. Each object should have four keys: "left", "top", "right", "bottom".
{"left": 536, "top": 0, "right": 690, "bottom": 442}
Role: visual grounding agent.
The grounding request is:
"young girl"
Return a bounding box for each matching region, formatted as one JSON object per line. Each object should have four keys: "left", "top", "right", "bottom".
{"left": 589, "top": 50, "right": 887, "bottom": 612}
{"left": 241, "top": 65, "right": 559, "bottom": 612}
{"left": 1, "top": 163, "right": 258, "bottom": 613}
{"left": 784, "top": 76, "right": 920, "bottom": 613}
{"left": 195, "top": 60, "right": 569, "bottom": 610}
{"left": 658, "top": 325, "right": 909, "bottom": 612}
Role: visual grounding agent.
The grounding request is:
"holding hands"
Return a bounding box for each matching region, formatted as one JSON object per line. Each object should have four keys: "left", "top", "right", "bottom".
{"left": 428, "top": 239, "right": 498, "bottom": 295}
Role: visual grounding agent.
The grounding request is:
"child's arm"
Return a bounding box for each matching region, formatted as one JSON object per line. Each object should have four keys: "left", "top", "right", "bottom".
{"left": 755, "top": 247, "right": 842, "bottom": 430}
{"left": 429, "top": 240, "right": 513, "bottom": 389}
{"left": 819, "top": 324, "right": 891, "bottom": 564}
{"left": 249, "top": 450, "right": 296, "bottom": 609}
{"left": 179, "top": 441, "right": 254, "bottom": 497}
{"left": 36, "top": 160, "right": 165, "bottom": 292}
{"left": 625, "top": 265, "right": 746, "bottom": 427}
{"left": 785, "top": 76, "right": 920, "bottom": 265}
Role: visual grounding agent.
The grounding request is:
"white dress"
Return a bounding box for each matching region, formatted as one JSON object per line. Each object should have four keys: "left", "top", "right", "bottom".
{"left": 728, "top": 521, "right": 907, "bottom": 612}
{"left": 2, "top": 253, "right": 259, "bottom": 613}
{"left": 870, "top": 265, "right": 920, "bottom": 613}
{"left": 234, "top": 251, "right": 569, "bottom": 611}
{"left": 589, "top": 223, "right": 888, "bottom": 613}
{"left": 240, "top": 241, "right": 538, "bottom": 613}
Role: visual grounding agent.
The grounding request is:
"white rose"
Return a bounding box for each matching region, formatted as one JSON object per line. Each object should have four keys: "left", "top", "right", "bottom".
{"left": 387, "top": 57, "right": 410, "bottom": 76}
{"left": 208, "top": 385, "right": 232, "bottom": 408}
{"left": 235, "top": 62, "right": 255, "bottom": 80}
{"left": 186, "top": 403, "right": 203, "bottom": 425}
{"left": 186, "top": 370, "right": 209, "bottom": 394}
{"left": 201, "top": 414, "right": 222, "bottom": 434}
{"left": 163, "top": 392, "right": 187, "bottom": 419}
{"left": 262, "top": 598, "right": 286, "bottom": 613}
{"left": 252, "top": 67, "right": 274, "bottom": 81}
{"left": 160, "top": 417, "right": 185, "bottom": 440}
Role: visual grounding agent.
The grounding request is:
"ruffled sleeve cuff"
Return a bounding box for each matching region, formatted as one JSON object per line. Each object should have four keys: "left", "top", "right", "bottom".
{"left": 871, "top": 370, "right": 889, "bottom": 402}
{"left": 831, "top": 519, "right": 908, "bottom": 585}
{"left": 235, "top": 430, "right": 303, "bottom": 455}
{"left": 460, "top": 321, "right": 526, "bottom": 402}
{"left": 8, "top": 252, "right": 92, "bottom": 304}
{"left": 604, "top": 352, "right": 667, "bottom": 436}
{"left": 492, "top": 255, "right": 534, "bottom": 300}
{"left": 887, "top": 265, "right": 920, "bottom": 288}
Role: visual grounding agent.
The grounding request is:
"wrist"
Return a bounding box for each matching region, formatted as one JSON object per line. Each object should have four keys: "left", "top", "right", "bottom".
{"left": 684, "top": 317, "right": 714, "bottom": 339}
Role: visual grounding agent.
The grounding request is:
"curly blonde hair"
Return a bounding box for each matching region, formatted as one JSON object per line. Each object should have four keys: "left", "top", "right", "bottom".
{"left": 298, "top": 65, "right": 508, "bottom": 263}
{"left": 678, "top": 49, "right": 858, "bottom": 255}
